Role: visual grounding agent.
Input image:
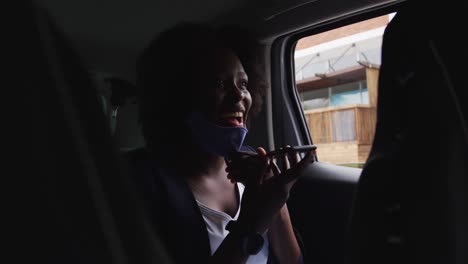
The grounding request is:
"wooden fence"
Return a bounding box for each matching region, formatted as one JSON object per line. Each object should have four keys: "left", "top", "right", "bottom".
{"left": 304, "top": 105, "right": 377, "bottom": 145}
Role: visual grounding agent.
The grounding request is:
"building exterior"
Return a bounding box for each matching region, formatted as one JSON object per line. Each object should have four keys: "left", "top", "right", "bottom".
{"left": 295, "top": 14, "right": 394, "bottom": 166}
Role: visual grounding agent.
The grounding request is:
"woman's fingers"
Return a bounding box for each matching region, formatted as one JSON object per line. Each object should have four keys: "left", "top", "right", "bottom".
{"left": 282, "top": 152, "right": 290, "bottom": 171}
{"left": 256, "top": 147, "right": 267, "bottom": 156}
{"left": 290, "top": 151, "right": 300, "bottom": 166}
{"left": 254, "top": 156, "right": 269, "bottom": 186}
{"left": 280, "top": 149, "right": 314, "bottom": 184}
{"left": 271, "top": 158, "right": 281, "bottom": 177}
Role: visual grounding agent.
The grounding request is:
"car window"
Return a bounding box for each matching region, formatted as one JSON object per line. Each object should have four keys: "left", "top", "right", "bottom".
{"left": 294, "top": 13, "right": 396, "bottom": 168}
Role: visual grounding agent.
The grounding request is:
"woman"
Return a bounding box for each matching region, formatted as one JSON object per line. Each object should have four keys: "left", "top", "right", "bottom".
{"left": 132, "top": 23, "right": 313, "bottom": 263}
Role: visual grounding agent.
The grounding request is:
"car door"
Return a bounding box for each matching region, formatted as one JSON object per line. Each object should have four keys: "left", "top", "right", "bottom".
{"left": 256, "top": 3, "right": 402, "bottom": 263}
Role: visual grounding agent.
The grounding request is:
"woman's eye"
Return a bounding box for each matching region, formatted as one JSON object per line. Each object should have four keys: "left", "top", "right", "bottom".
{"left": 216, "top": 80, "right": 224, "bottom": 89}
{"left": 239, "top": 80, "right": 248, "bottom": 88}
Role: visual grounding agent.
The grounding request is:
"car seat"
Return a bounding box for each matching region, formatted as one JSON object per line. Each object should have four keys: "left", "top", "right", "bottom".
{"left": 347, "top": 1, "right": 468, "bottom": 264}
{"left": 16, "top": 1, "right": 170, "bottom": 262}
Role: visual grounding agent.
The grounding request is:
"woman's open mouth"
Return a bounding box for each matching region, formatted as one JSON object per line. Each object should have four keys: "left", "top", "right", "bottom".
{"left": 218, "top": 112, "right": 244, "bottom": 127}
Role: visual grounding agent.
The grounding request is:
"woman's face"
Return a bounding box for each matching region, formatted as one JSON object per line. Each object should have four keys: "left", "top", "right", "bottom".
{"left": 197, "top": 47, "right": 252, "bottom": 128}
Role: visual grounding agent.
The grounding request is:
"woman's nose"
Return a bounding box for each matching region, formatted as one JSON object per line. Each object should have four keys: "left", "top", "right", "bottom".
{"left": 226, "top": 81, "right": 244, "bottom": 101}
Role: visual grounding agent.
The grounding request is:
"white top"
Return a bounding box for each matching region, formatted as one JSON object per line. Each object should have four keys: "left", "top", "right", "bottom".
{"left": 196, "top": 183, "right": 269, "bottom": 264}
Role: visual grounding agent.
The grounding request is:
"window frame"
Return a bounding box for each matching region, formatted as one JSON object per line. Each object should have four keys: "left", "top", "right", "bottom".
{"left": 269, "top": 1, "right": 403, "bottom": 156}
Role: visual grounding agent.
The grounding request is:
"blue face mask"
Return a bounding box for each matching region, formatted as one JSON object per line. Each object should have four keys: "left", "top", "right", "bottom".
{"left": 186, "top": 111, "right": 248, "bottom": 158}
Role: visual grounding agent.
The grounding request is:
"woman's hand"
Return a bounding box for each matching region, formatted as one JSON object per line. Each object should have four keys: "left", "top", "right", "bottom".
{"left": 226, "top": 146, "right": 314, "bottom": 234}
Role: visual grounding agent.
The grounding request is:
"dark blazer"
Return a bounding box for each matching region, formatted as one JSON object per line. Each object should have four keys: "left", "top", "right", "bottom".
{"left": 128, "top": 149, "right": 212, "bottom": 263}
{"left": 126, "top": 148, "right": 303, "bottom": 263}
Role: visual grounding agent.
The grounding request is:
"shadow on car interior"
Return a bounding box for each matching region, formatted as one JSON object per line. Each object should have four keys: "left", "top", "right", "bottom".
{"left": 347, "top": 1, "right": 467, "bottom": 264}
{"left": 20, "top": 1, "right": 169, "bottom": 262}
{"left": 19, "top": 0, "right": 467, "bottom": 263}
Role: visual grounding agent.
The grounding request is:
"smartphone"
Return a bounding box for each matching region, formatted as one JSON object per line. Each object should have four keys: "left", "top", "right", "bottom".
{"left": 265, "top": 145, "right": 317, "bottom": 157}
{"left": 225, "top": 145, "right": 317, "bottom": 183}
{"left": 226, "top": 144, "right": 317, "bottom": 163}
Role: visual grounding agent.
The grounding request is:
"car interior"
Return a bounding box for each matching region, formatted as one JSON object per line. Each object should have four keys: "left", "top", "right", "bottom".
{"left": 19, "top": 0, "right": 467, "bottom": 263}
